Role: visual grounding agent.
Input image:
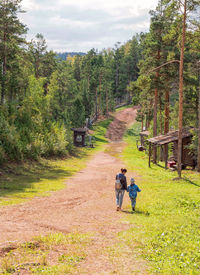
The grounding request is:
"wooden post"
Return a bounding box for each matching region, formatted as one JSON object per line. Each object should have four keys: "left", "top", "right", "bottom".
{"left": 145, "top": 114, "right": 148, "bottom": 130}
{"left": 165, "top": 144, "right": 168, "bottom": 169}
{"left": 149, "top": 143, "right": 152, "bottom": 168}
{"left": 141, "top": 116, "right": 144, "bottom": 132}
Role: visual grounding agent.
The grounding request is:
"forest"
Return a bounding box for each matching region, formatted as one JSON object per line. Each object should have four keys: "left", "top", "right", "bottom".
{"left": 0, "top": 0, "right": 199, "bottom": 172}
{"left": 0, "top": 1, "right": 200, "bottom": 273}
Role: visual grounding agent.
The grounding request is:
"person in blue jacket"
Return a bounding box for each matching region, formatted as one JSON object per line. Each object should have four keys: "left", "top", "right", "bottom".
{"left": 127, "top": 178, "right": 141, "bottom": 211}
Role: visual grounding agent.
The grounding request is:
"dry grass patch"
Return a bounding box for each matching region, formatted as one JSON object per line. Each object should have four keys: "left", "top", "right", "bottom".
{"left": 0, "top": 232, "right": 92, "bottom": 274}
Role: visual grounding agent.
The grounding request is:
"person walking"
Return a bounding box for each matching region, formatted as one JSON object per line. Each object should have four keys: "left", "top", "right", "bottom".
{"left": 127, "top": 178, "right": 141, "bottom": 211}
{"left": 115, "top": 168, "right": 127, "bottom": 211}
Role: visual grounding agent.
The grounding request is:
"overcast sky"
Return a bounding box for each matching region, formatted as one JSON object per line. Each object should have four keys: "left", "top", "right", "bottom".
{"left": 20, "top": 0, "right": 159, "bottom": 53}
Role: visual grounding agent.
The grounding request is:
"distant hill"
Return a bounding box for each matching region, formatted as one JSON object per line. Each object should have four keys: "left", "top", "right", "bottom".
{"left": 56, "top": 52, "right": 86, "bottom": 61}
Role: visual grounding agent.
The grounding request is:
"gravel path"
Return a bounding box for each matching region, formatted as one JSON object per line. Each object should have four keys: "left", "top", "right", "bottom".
{"left": 0, "top": 107, "right": 147, "bottom": 274}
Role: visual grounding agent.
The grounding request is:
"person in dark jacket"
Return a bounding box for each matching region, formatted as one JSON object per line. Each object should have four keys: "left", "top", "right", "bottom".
{"left": 115, "top": 168, "right": 127, "bottom": 211}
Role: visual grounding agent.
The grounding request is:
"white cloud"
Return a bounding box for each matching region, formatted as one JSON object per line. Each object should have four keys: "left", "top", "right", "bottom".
{"left": 20, "top": 0, "right": 159, "bottom": 52}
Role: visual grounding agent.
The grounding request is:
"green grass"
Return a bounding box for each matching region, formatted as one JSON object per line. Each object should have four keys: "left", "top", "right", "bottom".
{"left": 0, "top": 232, "right": 91, "bottom": 274}
{"left": 115, "top": 104, "right": 133, "bottom": 112}
{"left": 91, "top": 118, "right": 113, "bottom": 145}
{"left": 121, "top": 122, "right": 200, "bottom": 274}
{"left": 0, "top": 118, "right": 112, "bottom": 207}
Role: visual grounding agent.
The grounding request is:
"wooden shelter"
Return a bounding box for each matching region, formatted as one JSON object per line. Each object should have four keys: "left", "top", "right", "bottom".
{"left": 71, "top": 128, "right": 88, "bottom": 147}
{"left": 137, "top": 130, "right": 150, "bottom": 151}
{"left": 147, "top": 128, "right": 195, "bottom": 169}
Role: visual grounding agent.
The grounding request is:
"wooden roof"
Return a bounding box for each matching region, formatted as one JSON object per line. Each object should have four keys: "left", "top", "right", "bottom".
{"left": 71, "top": 128, "right": 88, "bottom": 133}
{"left": 147, "top": 128, "right": 194, "bottom": 145}
{"left": 139, "top": 130, "right": 150, "bottom": 137}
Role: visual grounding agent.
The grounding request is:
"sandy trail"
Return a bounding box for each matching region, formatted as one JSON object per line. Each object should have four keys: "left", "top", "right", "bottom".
{"left": 0, "top": 107, "right": 146, "bottom": 273}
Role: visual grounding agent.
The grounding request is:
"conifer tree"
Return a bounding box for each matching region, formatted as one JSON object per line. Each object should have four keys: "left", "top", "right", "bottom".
{"left": 29, "top": 33, "right": 48, "bottom": 79}
{"left": 173, "top": 0, "right": 200, "bottom": 178}
{"left": 0, "top": 0, "right": 27, "bottom": 104}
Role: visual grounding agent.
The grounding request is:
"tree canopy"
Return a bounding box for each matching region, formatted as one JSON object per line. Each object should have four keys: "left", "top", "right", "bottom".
{"left": 0, "top": 0, "right": 199, "bottom": 172}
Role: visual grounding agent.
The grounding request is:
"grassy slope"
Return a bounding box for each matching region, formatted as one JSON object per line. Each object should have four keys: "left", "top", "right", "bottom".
{"left": 0, "top": 118, "right": 112, "bottom": 207}
{"left": 121, "top": 122, "right": 200, "bottom": 274}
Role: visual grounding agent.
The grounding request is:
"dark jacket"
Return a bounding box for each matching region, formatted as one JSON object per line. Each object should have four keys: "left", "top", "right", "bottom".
{"left": 116, "top": 173, "right": 127, "bottom": 190}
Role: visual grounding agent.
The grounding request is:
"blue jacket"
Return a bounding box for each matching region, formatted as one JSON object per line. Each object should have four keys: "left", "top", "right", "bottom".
{"left": 127, "top": 183, "right": 141, "bottom": 199}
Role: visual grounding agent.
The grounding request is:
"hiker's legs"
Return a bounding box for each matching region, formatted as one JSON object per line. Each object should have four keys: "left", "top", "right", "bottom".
{"left": 131, "top": 198, "right": 136, "bottom": 210}
{"left": 115, "top": 190, "right": 120, "bottom": 207}
{"left": 119, "top": 190, "right": 125, "bottom": 208}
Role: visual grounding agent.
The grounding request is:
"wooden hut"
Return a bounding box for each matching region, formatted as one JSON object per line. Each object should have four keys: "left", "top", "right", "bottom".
{"left": 147, "top": 128, "right": 195, "bottom": 169}
{"left": 71, "top": 128, "right": 88, "bottom": 147}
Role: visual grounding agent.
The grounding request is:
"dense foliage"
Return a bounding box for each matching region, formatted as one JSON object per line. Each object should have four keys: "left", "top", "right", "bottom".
{"left": 0, "top": 0, "right": 199, "bottom": 165}
{"left": 129, "top": 0, "right": 200, "bottom": 167}
{"left": 0, "top": 0, "right": 141, "bottom": 163}
{"left": 56, "top": 52, "right": 86, "bottom": 61}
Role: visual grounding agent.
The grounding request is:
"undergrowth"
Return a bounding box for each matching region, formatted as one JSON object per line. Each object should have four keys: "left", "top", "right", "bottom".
{"left": 121, "top": 122, "right": 200, "bottom": 274}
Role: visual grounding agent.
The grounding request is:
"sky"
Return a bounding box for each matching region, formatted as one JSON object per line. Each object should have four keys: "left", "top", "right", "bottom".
{"left": 20, "top": 0, "right": 159, "bottom": 53}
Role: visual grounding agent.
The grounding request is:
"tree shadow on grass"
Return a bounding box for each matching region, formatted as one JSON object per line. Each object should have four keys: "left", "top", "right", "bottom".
{"left": 183, "top": 176, "right": 200, "bottom": 187}
{"left": 156, "top": 163, "right": 166, "bottom": 169}
{"left": 70, "top": 149, "right": 88, "bottom": 159}
{"left": 0, "top": 160, "right": 75, "bottom": 199}
{"left": 94, "top": 136, "right": 108, "bottom": 144}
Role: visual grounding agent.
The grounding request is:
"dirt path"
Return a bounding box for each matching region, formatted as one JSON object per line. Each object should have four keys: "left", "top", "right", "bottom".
{"left": 0, "top": 107, "right": 146, "bottom": 274}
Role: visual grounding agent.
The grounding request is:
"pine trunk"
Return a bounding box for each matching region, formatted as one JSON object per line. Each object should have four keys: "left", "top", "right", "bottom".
{"left": 116, "top": 65, "right": 119, "bottom": 93}
{"left": 106, "top": 89, "right": 108, "bottom": 116}
{"left": 177, "top": 0, "right": 187, "bottom": 178}
{"left": 164, "top": 88, "right": 170, "bottom": 168}
{"left": 153, "top": 50, "right": 160, "bottom": 163}
{"left": 99, "top": 75, "right": 102, "bottom": 115}
{"left": 95, "top": 88, "right": 98, "bottom": 120}
{"left": 153, "top": 86, "right": 158, "bottom": 163}
{"left": 1, "top": 30, "right": 7, "bottom": 104}
{"left": 159, "top": 95, "right": 163, "bottom": 161}
{"left": 197, "top": 81, "right": 200, "bottom": 172}
{"left": 141, "top": 115, "right": 144, "bottom": 131}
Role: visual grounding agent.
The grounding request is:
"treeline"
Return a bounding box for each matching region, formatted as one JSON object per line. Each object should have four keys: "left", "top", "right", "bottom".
{"left": 56, "top": 52, "right": 86, "bottom": 61}
{"left": 0, "top": 0, "right": 141, "bottom": 163}
{"left": 1, "top": 0, "right": 199, "bottom": 167}
{"left": 129, "top": 0, "right": 200, "bottom": 172}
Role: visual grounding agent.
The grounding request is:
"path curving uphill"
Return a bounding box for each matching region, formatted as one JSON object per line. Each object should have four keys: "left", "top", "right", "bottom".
{"left": 106, "top": 107, "right": 139, "bottom": 141}
{"left": 0, "top": 106, "right": 146, "bottom": 274}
